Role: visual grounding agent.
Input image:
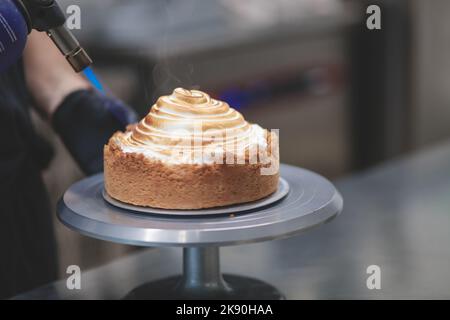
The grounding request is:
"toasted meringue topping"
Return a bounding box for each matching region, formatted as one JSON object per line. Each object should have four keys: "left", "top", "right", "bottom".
{"left": 114, "top": 88, "right": 271, "bottom": 163}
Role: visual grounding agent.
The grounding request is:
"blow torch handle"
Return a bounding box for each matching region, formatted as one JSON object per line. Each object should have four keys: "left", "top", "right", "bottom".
{"left": 15, "top": 0, "right": 66, "bottom": 32}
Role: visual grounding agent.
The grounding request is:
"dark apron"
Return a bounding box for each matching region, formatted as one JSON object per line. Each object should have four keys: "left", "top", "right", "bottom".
{"left": 0, "top": 62, "right": 57, "bottom": 299}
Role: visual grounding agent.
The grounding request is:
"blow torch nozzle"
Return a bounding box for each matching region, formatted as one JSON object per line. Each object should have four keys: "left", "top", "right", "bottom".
{"left": 47, "top": 26, "right": 92, "bottom": 73}
{"left": 16, "top": 0, "right": 92, "bottom": 72}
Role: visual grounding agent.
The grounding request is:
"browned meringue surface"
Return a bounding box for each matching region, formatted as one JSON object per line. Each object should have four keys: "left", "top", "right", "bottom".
{"left": 113, "top": 88, "right": 271, "bottom": 164}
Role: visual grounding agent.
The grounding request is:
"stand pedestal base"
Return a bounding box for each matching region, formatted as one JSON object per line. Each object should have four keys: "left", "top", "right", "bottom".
{"left": 124, "top": 275, "right": 284, "bottom": 300}
{"left": 124, "top": 247, "right": 284, "bottom": 300}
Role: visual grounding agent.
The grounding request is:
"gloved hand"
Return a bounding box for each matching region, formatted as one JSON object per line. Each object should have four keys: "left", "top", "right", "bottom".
{"left": 1, "top": 0, "right": 91, "bottom": 75}
{"left": 52, "top": 89, "right": 138, "bottom": 175}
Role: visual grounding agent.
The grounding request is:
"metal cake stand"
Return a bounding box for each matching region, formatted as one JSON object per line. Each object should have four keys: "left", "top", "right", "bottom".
{"left": 57, "top": 164, "right": 343, "bottom": 300}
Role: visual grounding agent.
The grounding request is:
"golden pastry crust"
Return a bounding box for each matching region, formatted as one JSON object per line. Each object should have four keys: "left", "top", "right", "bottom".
{"left": 104, "top": 133, "right": 279, "bottom": 210}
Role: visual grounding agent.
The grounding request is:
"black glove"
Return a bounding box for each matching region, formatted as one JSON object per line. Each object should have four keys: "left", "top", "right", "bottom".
{"left": 52, "top": 89, "right": 138, "bottom": 175}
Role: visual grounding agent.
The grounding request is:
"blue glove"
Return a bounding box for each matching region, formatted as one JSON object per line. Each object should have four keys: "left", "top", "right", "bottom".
{"left": 52, "top": 89, "right": 138, "bottom": 175}
{"left": 0, "top": 0, "right": 28, "bottom": 73}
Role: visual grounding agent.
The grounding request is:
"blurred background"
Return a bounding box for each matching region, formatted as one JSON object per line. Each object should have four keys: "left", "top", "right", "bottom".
{"left": 32, "top": 0, "right": 450, "bottom": 279}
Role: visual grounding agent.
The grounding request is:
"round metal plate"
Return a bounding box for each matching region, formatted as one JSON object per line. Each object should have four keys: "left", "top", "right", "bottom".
{"left": 57, "top": 164, "right": 343, "bottom": 247}
{"left": 102, "top": 178, "right": 290, "bottom": 216}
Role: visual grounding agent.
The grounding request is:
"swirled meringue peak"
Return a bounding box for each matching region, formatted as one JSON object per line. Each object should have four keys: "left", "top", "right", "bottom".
{"left": 114, "top": 88, "right": 274, "bottom": 164}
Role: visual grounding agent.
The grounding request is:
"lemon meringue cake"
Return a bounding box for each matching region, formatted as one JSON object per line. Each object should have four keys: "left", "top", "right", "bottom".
{"left": 104, "top": 88, "right": 279, "bottom": 210}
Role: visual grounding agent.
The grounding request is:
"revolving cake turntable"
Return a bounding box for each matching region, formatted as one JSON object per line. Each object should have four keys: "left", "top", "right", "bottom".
{"left": 57, "top": 89, "right": 343, "bottom": 299}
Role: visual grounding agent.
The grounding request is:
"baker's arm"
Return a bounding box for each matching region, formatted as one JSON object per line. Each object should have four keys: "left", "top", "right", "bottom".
{"left": 23, "top": 31, "right": 137, "bottom": 175}
{"left": 23, "top": 31, "right": 90, "bottom": 117}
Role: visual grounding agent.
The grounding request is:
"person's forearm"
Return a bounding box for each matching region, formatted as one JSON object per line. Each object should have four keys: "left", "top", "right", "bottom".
{"left": 23, "top": 31, "right": 91, "bottom": 119}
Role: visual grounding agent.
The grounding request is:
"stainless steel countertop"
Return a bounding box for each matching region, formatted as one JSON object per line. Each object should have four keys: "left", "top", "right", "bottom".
{"left": 16, "top": 141, "right": 450, "bottom": 299}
